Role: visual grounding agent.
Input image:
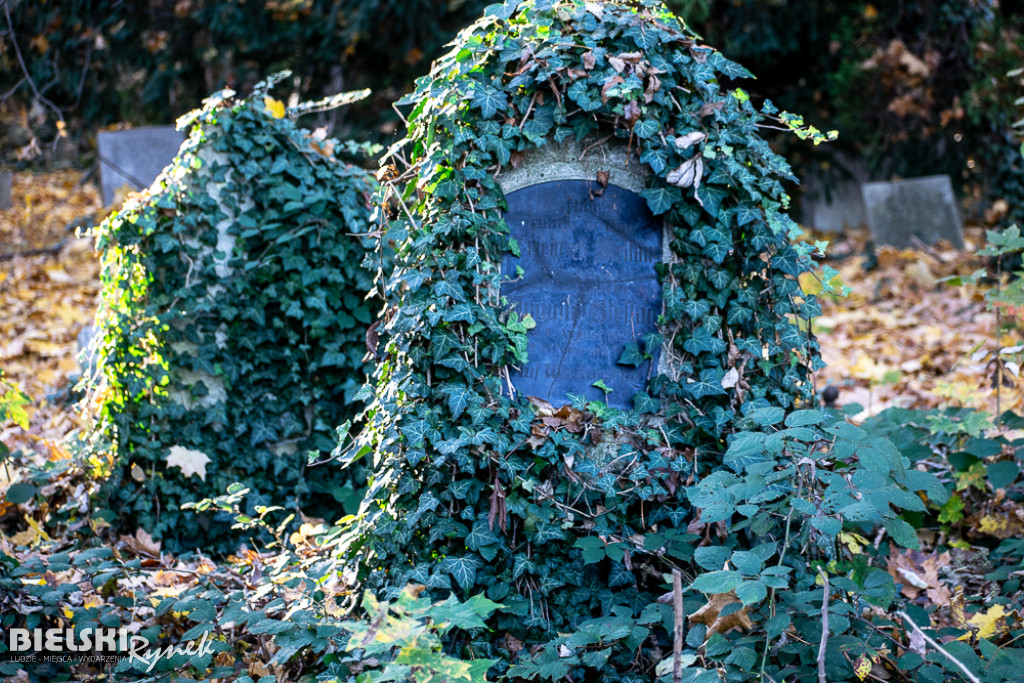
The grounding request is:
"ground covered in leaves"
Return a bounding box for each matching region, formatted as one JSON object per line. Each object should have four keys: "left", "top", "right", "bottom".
{"left": 1, "top": 170, "right": 102, "bottom": 477}
{"left": 809, "top": 225, "right": 1024, "bottom": 421}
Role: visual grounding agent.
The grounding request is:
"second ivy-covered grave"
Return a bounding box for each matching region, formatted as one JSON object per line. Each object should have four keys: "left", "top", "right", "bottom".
{"left": 85, "top": 76, "right": 380, "bottom": 552}
{"left": 337, "top": 2, "right": 947, "bottom": 681}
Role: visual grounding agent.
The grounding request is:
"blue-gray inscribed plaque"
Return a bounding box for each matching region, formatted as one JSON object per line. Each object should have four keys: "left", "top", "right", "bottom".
{"left": 502, "top": 180, "right": 661, "bottom": 408}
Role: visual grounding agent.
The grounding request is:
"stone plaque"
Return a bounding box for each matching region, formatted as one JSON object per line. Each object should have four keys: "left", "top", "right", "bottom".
{"left": 862, "top": 174, "right": 964, "bottom": 249}
{"left": 98, "top": 126, "right": 186, "bottom": 206}
{"left": 502, "top": 180, "right": 661, "bottom": 408}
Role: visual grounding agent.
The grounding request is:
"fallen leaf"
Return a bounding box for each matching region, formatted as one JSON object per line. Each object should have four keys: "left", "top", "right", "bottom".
{"left": 166, "top": 445, "right": 211, "bottom": 481}
{"left": 120, "top": 528, "right": 161, "bottom": 558}
{"left": 666, "top": 156, "right": 703, "bottom": 190}
{"left": 688, "top": 591, "right": 753, "bottom": 636}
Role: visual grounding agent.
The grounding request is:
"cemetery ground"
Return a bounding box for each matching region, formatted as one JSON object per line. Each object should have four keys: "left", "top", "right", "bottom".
{"left": 2, "top": 171, "right": 1024, "bottom": 679}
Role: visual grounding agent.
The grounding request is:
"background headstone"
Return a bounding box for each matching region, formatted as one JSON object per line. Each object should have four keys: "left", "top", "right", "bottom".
{"left": 862, "top": 174, "right": 964, "bottom": 249}
{"left": 97, "top": 126, "right": 185, "bottom": 206}
{"left": 501, "top": 180, "right": 661, "bottom": 408}
{"left": 0, "top": 170, "right": 11, "bottom": 210}
{"left": 800, "top": 153, "right": 870, "bottom": 233}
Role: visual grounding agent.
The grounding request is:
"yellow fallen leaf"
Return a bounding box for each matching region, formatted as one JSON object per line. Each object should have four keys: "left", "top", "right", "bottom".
{"left": 960, "top": 604, "right": 1011, "bottom": 641}
{"left": 854, "top": 653, "right": 876, "bottom": 680}
{"left": 264, "top": 96, "right": 286, "bottom": 119}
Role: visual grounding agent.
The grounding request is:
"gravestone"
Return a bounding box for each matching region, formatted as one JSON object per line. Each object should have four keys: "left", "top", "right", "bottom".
{"left": 497, "top": 140, "right": 662, "bottom": 409}
{"left": 97, "top": 126, "right": 186, "bottom": 206}
{"left": 0, "top": 170, "right": 10, "bottom": 210}
{"left": 800, "top": 153, "right": 869, "bottom": 233}
{"left": 862, "top": 174, "right": 964, "bottom": 249}
{"left": 501, "top": 181, "right": 661, "bottom": 408}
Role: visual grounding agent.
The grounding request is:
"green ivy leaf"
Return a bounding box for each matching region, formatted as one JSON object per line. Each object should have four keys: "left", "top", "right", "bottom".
{"left": 639, "top": 186, "right": 680, "bottom": 215}
{"left": 441, "top": 556, "right": 481, "bottom": 591}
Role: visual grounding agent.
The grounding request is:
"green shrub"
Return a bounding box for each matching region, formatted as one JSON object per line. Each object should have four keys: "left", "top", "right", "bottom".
{"left": 331, "top": 1, "right": 945, "bottom": 681}
{"left": 85, "top": 74, "right": 379, "bottom": 553}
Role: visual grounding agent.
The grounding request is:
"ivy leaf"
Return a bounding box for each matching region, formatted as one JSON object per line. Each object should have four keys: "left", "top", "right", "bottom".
{"left": 681, "top": 299, "right": 711, "bottom": 320}
{"left": 632, "top": 117, "right": 660, "bottom": 139}
{"left": 441, "top": 555, "right": 481, "bottom": 591}
{"left": 735, "top": 205, "right": 761, "bottom": 226}
{"left": 703, "top": 241, "right": 731, "bottom": 264}
{"left": 617, "top": 342, "right": 645, "bottom": 367}
{"left": 472, "top": 85, "right": 508, "bottom": 118}
{"left": 465, "top": 520, "right": 499, "bottom": 551}
{"left": 446, "top": 303, "right": 477, "bottom": 323}
{"left": 640, "top": 186, "right": 680, "bottom": 215}
{"left": 686, "top": 369, "right": 728, "bottom": 399}
{"left": 444, "top": 384, "right": 473, "bottom": 419}
{"left": 632, "top": 391, "right": 660, "bottom": 414}
{"left": 683, "top": 327, "right": 726, "bottom": 356}
{"left": 401, "top": 420, "right": 430, "bottom": 448}
{"left": 250, "top": 421, "right": 278, "bottom": 447}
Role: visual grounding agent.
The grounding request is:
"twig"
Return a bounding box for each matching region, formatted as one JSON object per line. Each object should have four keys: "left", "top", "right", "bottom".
{"left": 817, "top": 569, "right": 830, "bottom": 683}
{"left": 672, "top": 568, "right": 684, "bottom": 683}
{"left": 897, "top": 611, "right": 981, "bottom": 683}
{"left": 3, "top": 1, "right": 63, "bottom": 123}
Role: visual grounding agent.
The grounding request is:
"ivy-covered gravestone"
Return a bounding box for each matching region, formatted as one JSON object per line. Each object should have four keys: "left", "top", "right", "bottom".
{"left": 339, "top": 2, "right": 942, "bottom": 681}
{"left": 86, "top": 76, "right": 379, "bottom": 552}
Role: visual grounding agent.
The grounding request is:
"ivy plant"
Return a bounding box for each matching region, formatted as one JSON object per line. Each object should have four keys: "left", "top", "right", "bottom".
{"left": 85, "top": 74, "right": 380, "bottom": 552}
{"left": 333, "top": 1, "right": 944, "bottom": 681}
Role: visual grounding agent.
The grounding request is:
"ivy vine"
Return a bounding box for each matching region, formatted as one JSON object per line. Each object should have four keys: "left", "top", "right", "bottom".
{"left": 86, "top": 75, "right": 379, "bottom": 552}
{"left": 334, "top": 2, "right": 948, "bottom": 681}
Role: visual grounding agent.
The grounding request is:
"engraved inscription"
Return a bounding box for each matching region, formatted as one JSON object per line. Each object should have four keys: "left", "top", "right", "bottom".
{"left": 502, "top": 180, "right": 662, "bottom": 408}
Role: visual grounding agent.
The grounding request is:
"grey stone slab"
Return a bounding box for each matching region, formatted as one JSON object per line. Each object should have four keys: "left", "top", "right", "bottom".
{"left": 501, "top": 180, "right": 662, "bottom": 409}
{"left": 0, "top": 170, "right": 10, "bottom": 210}
{"left": 800, "top": 153, "right": 869, "bottom": 233}
{"left": 97, "top": 126, "right": 185, "bottom": 205}
{"left": 862, "top": 174, "right": 964, "bottom": 249}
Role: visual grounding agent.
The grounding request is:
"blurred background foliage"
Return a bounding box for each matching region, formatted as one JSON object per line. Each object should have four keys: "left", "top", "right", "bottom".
{"left": 1, "top": 0, "right": 1023, "bottom": 221}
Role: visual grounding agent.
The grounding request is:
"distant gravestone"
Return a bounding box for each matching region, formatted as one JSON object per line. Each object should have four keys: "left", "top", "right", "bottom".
{"left": 501, "top": 180, "right": 661, "bottom": 408}
{"left": 801, "top": 154, "right": 870, "bottom": 233}
{"left": 97, "top": 127, "right": 185, "bottom": 206}
{"left": 0, "top": 170, "right": 11, "bottom": 210}
{"left": 862, "top": 174, "right": 964, "bottom": 249}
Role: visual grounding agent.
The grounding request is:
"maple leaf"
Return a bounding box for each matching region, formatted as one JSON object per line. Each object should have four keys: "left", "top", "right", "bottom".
{"left": 166, "top": 445, "right": 211, "bottom": 481}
